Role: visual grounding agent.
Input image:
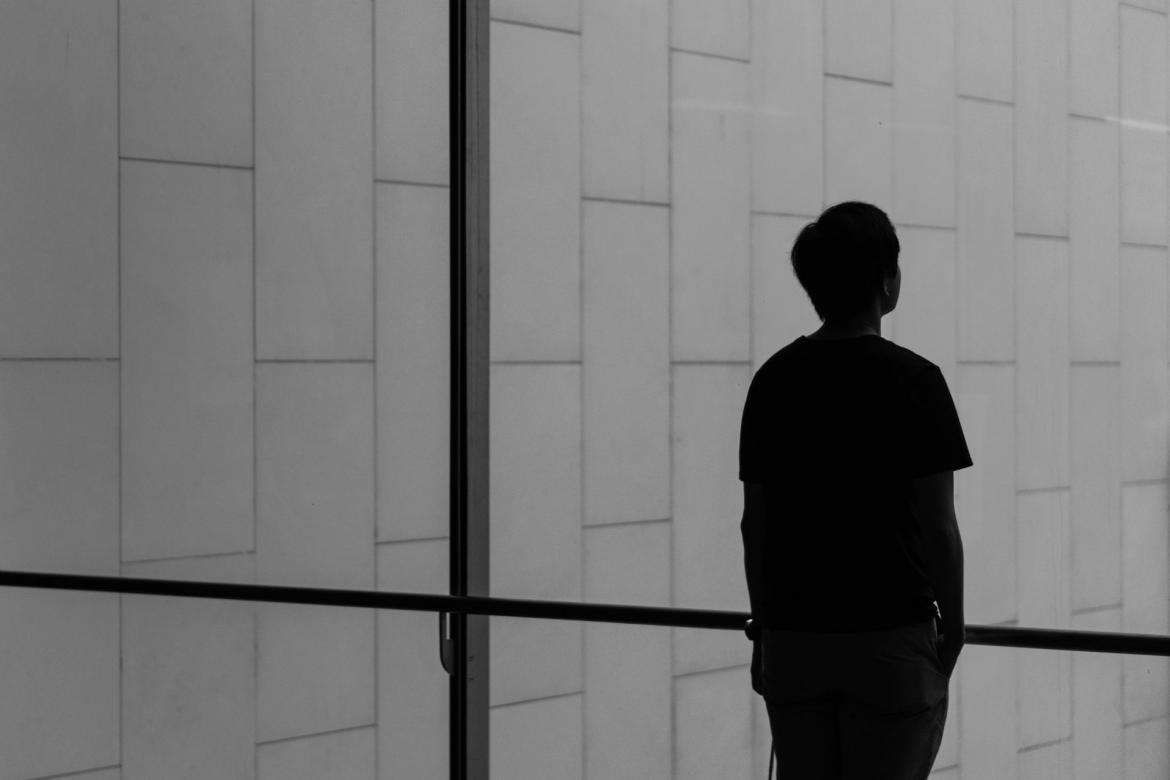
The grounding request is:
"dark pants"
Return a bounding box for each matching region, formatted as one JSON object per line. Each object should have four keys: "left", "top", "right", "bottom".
{"left": 761, "top": 619, "right": 949, "bottom": 779}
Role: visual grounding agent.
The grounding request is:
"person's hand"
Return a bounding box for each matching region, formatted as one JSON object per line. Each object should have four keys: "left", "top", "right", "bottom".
{"left": 937, "top": 624, "right": 965, "bottom": 678}
{"left": 751, "top": 638, "right": 764, "bottom": 695}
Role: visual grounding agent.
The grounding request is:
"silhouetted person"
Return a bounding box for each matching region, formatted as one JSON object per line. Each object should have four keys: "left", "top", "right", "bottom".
{"left": 739, "top": 201, "right": 971, "bottom": 779}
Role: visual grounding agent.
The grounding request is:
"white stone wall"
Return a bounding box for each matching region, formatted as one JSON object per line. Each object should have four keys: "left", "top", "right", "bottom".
{"left": 1, "top": 0, "right": 1169, "bottom": 778}
{"left": 0, "top": 0, "right": 449, "bottom": 777}
{"left": 488, "top": 0, "right": 1170, "bottom": 778}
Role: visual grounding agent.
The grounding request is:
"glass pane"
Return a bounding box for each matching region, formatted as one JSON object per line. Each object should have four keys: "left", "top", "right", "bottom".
{"left": 0, "top": 0, "right": 449, "bottom": 777}
{"left": 487, "top": 0, "right": 1170, "bottom": 776}
{"left": 0, "top": 587, "right": 448, "bottom": 777}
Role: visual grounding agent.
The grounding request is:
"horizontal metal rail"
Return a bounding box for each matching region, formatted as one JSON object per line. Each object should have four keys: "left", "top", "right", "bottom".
{"left": 1, "top": 568, "right": 1167, "bottom": 657}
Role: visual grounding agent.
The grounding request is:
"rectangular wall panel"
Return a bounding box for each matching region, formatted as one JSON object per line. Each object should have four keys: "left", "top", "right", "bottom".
{"left": 1069, "top": 116, "right": 1121, "bottom": 362}
{"left": 674, "top": 667, "right": 754, "bottom": 780}
{"left": 492, "top": 0, "right": 579, "bottom": 32}
{"left": 255, "top": 0, "right": 373, "bottom": 360}
{"left": 1120, "top": 6, "right": 1169, "bottom": 246}
{"left": 1014, "top": 236, "right": 1070, "bottom": 491}
{"left": 887, "top": 227, "right": 957, "bottom": 379}
{"left": 582, "top": 0, "right": 668, "bottom": 202}
{"left": 1070, "top": 366, "right": 1122, "bottom": 611}
{"left": 955, "top": 364, "right": 1017, "bottom": 624}
{"left": 1124, "top": 718, "right": 1170, "bottom": 779}
{"left": 751, "top": 0, "right": 822, "bottom": 216}
{"left": 671, "top": 51, "right": 752, "bottom": 361}
{"left": 1070, "top": 0, "right": 1119, "bottom": 118}
{"left": 824, "top": 77, "right": 892, "bottom": 212}
{"left": 0, "top": 362, "right": 119, "bottom": 780}
{"left": 670, "top": 0, "right": 750, "bottom": 61}
{"left": 1016, "top": 491, "right": 1072, "bottom": 747}
{"left": 490, "top": 22, "right": 581, "bottom": 361}
{"left": 256, "top": 363, "right": 375, "bottom": 742}
{"left": 490, "top": 364, "right": 582, "bottom": 705}
{"left": 1120, "top": 246, "right": 1169, "bottom": 482}
{"left": 120, "top": 0, "right": 251, "bottom": 166}
{"left": 583, "top": 202, "right": 670, "bottom": 526}
{"left": 893, "top": 0, "right": 956, "bottom": 228}
{"left": 1017, "top": 741, "right": 1072, "bottom": 779}
{"left": 1072, "top": 608, "right": 1124, "bottom": 780}
{"left": 490, "top": 695, "right": 584, "bottom": 780}
{"left": 0, "top": 0, "right": 117, "bottom": 358}
{"left": 122, "top": 555, "right": 256, "bottom": 780}
{"left": 375, "top": 0, "right": 448, "bottom": 185}
{"left": 121, "top": 161, "right": 253, "bottom": 561}
{"left": 377, "top": 183, "right": 450, "bottom": 542}
{"left": 672, "top": 365, "right": 752, "bottom": 675}
{"left": 1121, "top": 482, "right": 1170, "bottom": 724}
{"left": 959, "top": 646, "right": 1019, "bottom": 780}
{"left": 258, "top": 726, "right": 375, "bottom": 780}
{"left": 1014, "top": 0, "right": 1068, "bottom": 236}
{"left": 956, "top": 98, "right": 1015, "bottom": 362}
{"left": 956, "top": 0, "right": 1013, "bottom": 102}
{"left": 825, "top": 0, "right": 892, "bottom": 82}
{"left": 751, "top": 215, "right": 820, "bottom": 370}
{"left": 378, "top": 539, "right": 449, "bottom": 779}
{"left": 584, "top": 522, "right": 671, "bottom": 780}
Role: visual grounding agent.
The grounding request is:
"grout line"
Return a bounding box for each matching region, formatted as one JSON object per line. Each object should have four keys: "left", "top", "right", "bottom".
{"left": 120, "top": 548, "right": 257, "bottom": 568}
{"left": 671, "top": 359, "right": 752, "bottom": 365}
{"left": 1017, "top": 485, "right": 1071, "bottom": 495}
{"left": 256, "top": 358, "right": 375, "bottom": 364}
{"left": 370, "top": 0, "right": 379, "bottom": 775}
{"left": 751, "top": 209, "right": 818, "bottom": 220}
{"left": 582, "top": 195, "right": 669, "bottom": 208}
{"left": 577, "top": 25, "right": 586, "bottom": 775}
{"left": 1017, "top": 736, "right": 1071, "bottom": 754}
{"left": 0, "top": 356, "right": 119, "bottom": 362}
{"left": 1071, "top": 602, "right": 1123, "bottom": 616}
{"left": 673, "top": 661, "right": 749, "bottom": 681}
{"left": 669, "top": 46, "right": 750, "bottom": 65}
{"left": 824, "top": 71, "right": 893, "bottom": 88}
{"left": 667, "top": 5, "right": 677, "bottom": 775}
{"left": 374, "top": 177, "right": 449, "bottom": 189}
{"left": 489, "top": 688, "right": 582, "bottom": 711}
{"left": 490, "top": 16, "right": 579, "bottom": 37}
{"left": 1015, "top": 231, "right": 1068, "bottom": 241}
{"left": 490, "top": 359, "right": 582, "bottom": 365}
{"left": 28, "top": 765, "right": 123, "bottom": 780}
{"left": 255, "top": 721, "right": 377, "bottom": 748}
{"left": 116, "top": 0, "right": 124, "bottom": 768}
{"left": 119, "top": 154, "right": 252, "bottom": 171}
{"left": 374, "top": 534, "right": 452, "bottom": 546}
{"left": 583, "top": 516, "right": 673, "bottom": 532}
{"left": 893, "top": 221, "right": 957, "bottom": 233}
{"left": 251, "top": 0, "right": 259, "bottom": 765}
{"left": 957, "top": 92, "right": 1015, "bottom": 108}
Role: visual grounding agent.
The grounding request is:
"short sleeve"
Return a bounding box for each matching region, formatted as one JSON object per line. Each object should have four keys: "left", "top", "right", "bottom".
{"left": 902, "top": 365, "right": 974, "bottom": 478}
{"left": 739, "top": 370, "right": 769, "bottom": 482}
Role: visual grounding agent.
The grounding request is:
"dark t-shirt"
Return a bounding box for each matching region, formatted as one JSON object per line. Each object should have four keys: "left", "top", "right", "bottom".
{"left": 739, "top": 334, "right": 973, "bottom": 632}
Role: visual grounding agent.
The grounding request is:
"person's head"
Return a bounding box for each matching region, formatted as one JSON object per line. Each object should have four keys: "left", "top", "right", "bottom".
{"left": 790, "top": 201, "right": 901, "bottom": 323}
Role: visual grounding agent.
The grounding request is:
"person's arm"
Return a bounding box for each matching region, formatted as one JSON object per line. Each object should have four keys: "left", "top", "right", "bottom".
{"left": 741, "top": 481, "right": 767, "bottom": 618}
{"left": 910, "top": 469, "right": 965, "bottom": 674}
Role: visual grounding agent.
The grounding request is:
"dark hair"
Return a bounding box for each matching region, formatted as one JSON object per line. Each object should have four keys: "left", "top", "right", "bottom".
{"left": 790, "top": 201, "right": 900, "bottom": 322}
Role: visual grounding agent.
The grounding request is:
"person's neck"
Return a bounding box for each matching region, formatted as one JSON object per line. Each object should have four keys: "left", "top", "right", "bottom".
{"left": 809, "top": 311, "right": 882, "bottom": 340}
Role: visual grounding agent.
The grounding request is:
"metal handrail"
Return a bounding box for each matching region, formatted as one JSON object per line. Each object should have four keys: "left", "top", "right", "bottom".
{"left": 1, "top": 568, "right": 1168, "bottom": 657}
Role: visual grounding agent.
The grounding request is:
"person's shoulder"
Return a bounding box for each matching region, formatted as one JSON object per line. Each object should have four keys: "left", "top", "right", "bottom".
{"left": 753, "top": 337, "right": 806, "bottom": 377}
{"left": 872, "top": 337, "right": 939, "bottom": 376}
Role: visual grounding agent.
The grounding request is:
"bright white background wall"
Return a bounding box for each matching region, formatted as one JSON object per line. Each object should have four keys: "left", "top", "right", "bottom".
{"left": 488, "top": 0, "right": 1170, "bottom": 778}
{"left": 0, "top": 0, "right": 450, "bottom": 777}
{"left": 2, "top": 0, "right": 1169, "bottom": 778}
